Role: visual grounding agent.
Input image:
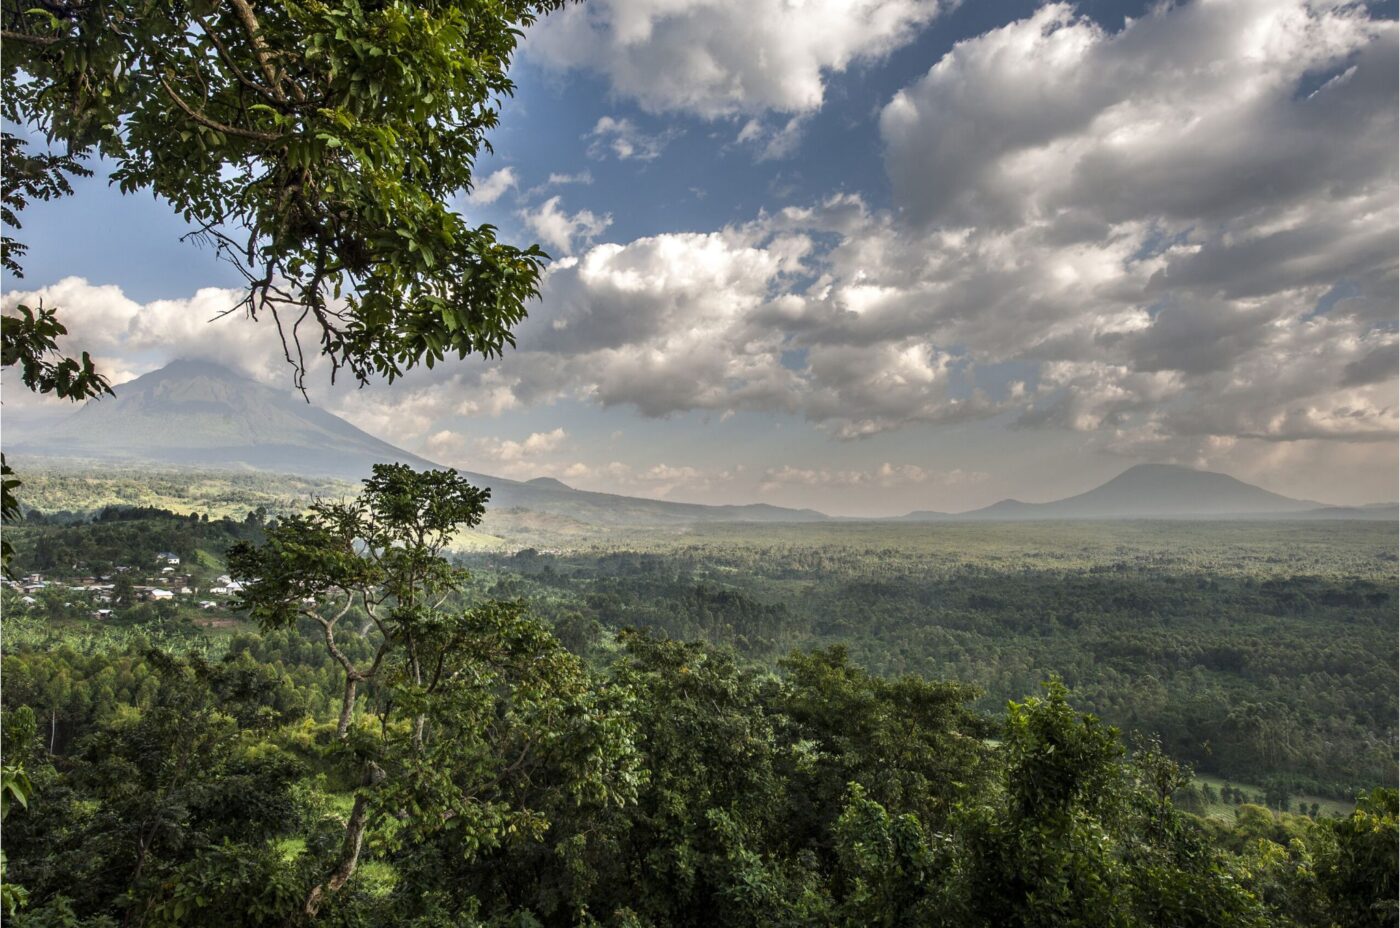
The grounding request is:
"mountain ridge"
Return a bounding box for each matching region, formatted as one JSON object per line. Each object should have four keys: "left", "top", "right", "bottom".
{"left": 5, "top": 361, "right": 828, "bottom": 526}
{"left": 7, "top": 360, "right": 1388, "bottom": 524}
{"left": 894, "top": 463, "right": 1381, "bottom": 521}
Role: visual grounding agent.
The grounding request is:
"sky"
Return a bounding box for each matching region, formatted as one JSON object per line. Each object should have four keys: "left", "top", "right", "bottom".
{"left": 4, "top": 0, "right": 1398, "bottom": 516}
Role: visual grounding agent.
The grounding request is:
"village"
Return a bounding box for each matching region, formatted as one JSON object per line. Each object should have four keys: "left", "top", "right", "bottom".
{"left": 4, "top": 550, "right": 248, "bottom": 629}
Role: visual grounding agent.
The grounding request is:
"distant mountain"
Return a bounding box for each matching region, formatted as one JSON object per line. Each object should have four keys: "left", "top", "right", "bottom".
{"left": 8, "top": 362, "right": 1385, "bottom": 525}
{"left": 7, "top": 360, "right": 827, "bottom": 525}
{"left": 7, "top": 360, "right": 440, "bottom": 478}
{"left": 898, "top": 463, "right": 1348, "bottom": 521}
{"left": 525, "top": 477, "right": 573, "bottom": 491}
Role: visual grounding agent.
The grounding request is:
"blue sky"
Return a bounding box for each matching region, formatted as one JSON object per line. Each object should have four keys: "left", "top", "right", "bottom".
{"left": 6, "top": 0, "right": 1398, "bottom": 515}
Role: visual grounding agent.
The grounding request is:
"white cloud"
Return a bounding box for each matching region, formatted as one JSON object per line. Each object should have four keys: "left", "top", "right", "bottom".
{"left": 586, "top": 116, "right": 680, "bottom": 161}
{"left": 527, "top": 0, "right": 948, "bottom": 117}
{"left": 453, "top": 428, "right": 573, "bottom": 477}
{"left": 0, "top": 277, "right": 304, "bottom": 400}
{"left": 880, "top": 1, "right": 1396, "bottom": 229}
{"left": 455, "top": 368, "right": 522, "bottom": 418}
{"left": 735, "top": 115, "right": 809, "bottom": 160}
{"left": 516, "top": 0, "right": 1400, "bottom": 452}
{"left": 519, "top": 196, "right": 613, "bottom": 255}
{"left": 477, "top": 427, "right": 568, "bottom": 464}
{"left": 466, "top": 167, "right": 518, "bottom": 205}
{"left": 547, "top": 171, "right": 593, "bottom": 187}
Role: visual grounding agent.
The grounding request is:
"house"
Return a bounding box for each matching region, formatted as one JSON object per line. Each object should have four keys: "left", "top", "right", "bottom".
{"left": 19, "top": 595, "right": 36, "bottom": 605}
{"left": 156, "top": 552, "right": 181, "bottom": 565}
{"left": 92, "top": 609, "right": 113, "bottom": 620}
{"left": 147, "top": 589, "right": 175, "bottom": 601}
{"left": 198, "top": 601, "right": 218, "bottom": 610}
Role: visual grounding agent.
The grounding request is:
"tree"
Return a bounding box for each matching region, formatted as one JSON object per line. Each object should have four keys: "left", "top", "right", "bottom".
{"left": 955, "top": 682, "right": 1264, "bottom": 928}
{"left": 1, "top": 706, "right": 38, "bottom": 917}
{"left": 228, "top": 464, "right": 640, "bottom": 918}
{"left": 1, "top": 653, "right": 305, "bottom": 925}
{"left": 3, "top": 0, "right": 564, "bottom": 388}
{"left": 1315, "top": 788, "right": 1399, "bottom": 928}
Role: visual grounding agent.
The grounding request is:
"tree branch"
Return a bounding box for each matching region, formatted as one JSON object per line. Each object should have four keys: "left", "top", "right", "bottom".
{"left": 158, "top": 75, "right": 282, "bottom": 143}
{"left": 225, "top": 0, "right": 286, "bottom": 102}
{"left": 194, "top": 14, "right": 281, "bottom": 103}
{"left": 0, "top": 30, "right": 61, "bottom": 45}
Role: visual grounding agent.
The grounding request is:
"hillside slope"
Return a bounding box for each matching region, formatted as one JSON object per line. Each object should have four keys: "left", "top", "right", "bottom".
{"left": 900, "top": 464, "right": 1332, "bottom": 520}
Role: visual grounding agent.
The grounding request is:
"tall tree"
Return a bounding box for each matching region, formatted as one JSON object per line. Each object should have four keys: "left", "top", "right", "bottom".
{"left": 228, "top": 464, "right": 640, "bottom": 917}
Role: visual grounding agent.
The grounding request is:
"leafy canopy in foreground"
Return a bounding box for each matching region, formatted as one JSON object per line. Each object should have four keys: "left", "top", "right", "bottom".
{"left": 3, "top": 0, "right": 566, "bottom": 386}
{"left": 0, "top": 303, "right": 111, "bottom": 572}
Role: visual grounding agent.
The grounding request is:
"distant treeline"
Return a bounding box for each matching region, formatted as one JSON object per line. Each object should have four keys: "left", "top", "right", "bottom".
{"left": 7, "top": 507, "right": 267, "bottom": 571}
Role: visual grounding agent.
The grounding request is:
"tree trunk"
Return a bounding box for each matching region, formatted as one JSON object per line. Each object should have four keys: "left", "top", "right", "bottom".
{"left": 336, "top": 677, "right": 357, "bottom": 739}
{"left": 302, "top": 761, "right": 384, "bottom": 918}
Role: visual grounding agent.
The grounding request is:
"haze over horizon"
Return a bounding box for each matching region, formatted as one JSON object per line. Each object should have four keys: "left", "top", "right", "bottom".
{"left": 5, "top": 0, "right": 1397, "bottom": 516}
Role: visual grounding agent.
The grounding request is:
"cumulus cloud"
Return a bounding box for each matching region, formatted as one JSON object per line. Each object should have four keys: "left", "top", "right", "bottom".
{"left": 0, "top": 277, "right": 304, "bottom": 402}
{"left": 526, "top": 0, "right": 947, "bottom": 117}
{"left": 585, "top": 116, "right": 680, "bottom": 161}
{"left": 854, "top": 0, "right": 1397, "bottom": 454}
{"left": 735, "top": 115, "right": 809, "bottom": 160}
{"left": 477, "top": 427, "right": 568, "bottom": 463}
{"left": 880, "top": 1, "right": 1397, "bottom": 229}
{"left": 519, "top": 196, "right": 613, "bottom": 255}
{"left": 496, "top": 0, "right": 1398, "bottom": 457}
{"left": 9, "top": 0, "right": 1394, "bottom": 484}
{"left": 466, "top": 167, "right": 518, "bottom": 205}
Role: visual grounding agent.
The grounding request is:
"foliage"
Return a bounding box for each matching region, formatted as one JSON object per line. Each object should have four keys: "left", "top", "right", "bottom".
{"left": 1315, "top": 789, "right": 1399, "bottom": 928}
{"left": 227, "top": 464, "right": 640, "bottom": 918}
{"left": 0, "top": 305, "right": 112, "bottom": 573}
{"left": 483, "top": 521, "right": 1398, "bottom": 795}
{"left": 3, "top": 475, "right": 1396, "bottom": 925}
{"left": 3, "top": 0, "right": 565, "bottom": 387}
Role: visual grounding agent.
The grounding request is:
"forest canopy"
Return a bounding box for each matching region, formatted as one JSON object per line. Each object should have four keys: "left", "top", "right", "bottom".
{"left": 3, "top": 474, "right": 1397, "bottom": 927}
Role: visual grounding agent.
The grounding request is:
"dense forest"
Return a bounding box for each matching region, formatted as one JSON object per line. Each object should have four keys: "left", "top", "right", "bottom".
{"left": 2, "top": 473, "right": 1396, "bottom": 927}
{"left": 473, "top": 522, "right": 1398, "bottom": 799}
